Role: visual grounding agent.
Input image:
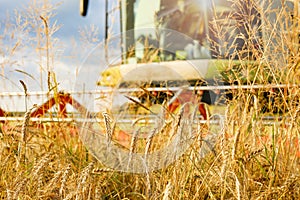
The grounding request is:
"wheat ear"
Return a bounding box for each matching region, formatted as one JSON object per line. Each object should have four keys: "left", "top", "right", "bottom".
{"left": 18, "top": 104, "right": 37, "bottom": 163}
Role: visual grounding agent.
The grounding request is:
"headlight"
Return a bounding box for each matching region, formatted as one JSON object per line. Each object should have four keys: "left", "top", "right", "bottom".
{"left": 97, "top": 66, "right": 121, "bottom": 87}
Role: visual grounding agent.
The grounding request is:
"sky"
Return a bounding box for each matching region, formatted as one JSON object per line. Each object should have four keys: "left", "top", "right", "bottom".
{"left": 0, "top": 0, "right": 120, "bottom": 111}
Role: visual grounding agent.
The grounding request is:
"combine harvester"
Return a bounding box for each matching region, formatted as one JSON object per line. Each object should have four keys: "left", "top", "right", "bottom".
{"left": 1, "top": 0, "right": 297, "bottom": 127}
{"left": 78, "top": 0, "right": 299, "bottom": 126}
{"left": 77, "top": 0, "right": 299, "bottom": 171}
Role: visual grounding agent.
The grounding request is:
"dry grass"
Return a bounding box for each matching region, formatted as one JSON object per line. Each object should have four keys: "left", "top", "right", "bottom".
{"left": 1, "top": 115, "right": 300, "bottom": 198}
{"left": 0, "top": 0, "right": 300, "bottom": 199}
{"left": 0, "top": 94, "right": 298, "bottom": 200}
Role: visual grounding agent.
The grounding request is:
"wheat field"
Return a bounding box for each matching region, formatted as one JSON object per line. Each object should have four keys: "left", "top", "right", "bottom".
{"left": 1, "top": 0, "right": 300, "bottom": 199}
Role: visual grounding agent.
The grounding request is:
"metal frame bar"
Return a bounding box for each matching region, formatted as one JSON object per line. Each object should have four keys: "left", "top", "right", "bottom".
{"left": 0, "top": 84, "right": 298, "bottom": 97}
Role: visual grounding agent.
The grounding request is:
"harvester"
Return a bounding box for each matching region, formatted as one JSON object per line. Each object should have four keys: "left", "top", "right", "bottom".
{"left": 77, "top": 0, "right": 300, "bottom": 172}
{"left": 79, "top": 0, "right": 298, "bottom": 119}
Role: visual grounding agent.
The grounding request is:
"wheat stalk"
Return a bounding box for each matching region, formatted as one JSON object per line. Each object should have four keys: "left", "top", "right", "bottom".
{"left": 19, "top": 80, "right": 28, "bottom": 111}
{"left": 235, "top": 174, "right": 241, "bottom": 200}
{"left": 127, "top": 127, "right": 141, "bottom": 170}
{"left": 145, "top": 169, "right": 152, "bottom": 199}
{"left": 231, "top": 111, "right": 246, "bottom": 160}
{"left": 31, "top": 154, "right": 51, "bottom": 179}
{"left": 46, "top": 170, "right": 62, "bottom": 191}
{"left": 168, "top": 104, "right": 185, "bottom": 143}
{"left": 102, "top": 112, "right": 113, "bottom": 148}
{"left": 18, "top": 104, "right": 37, "bottom": 164}
{"left": 92, "top": 167, "right": 114, "bottom": 173}
{"left": 162, "top": 181, "right": 172, "bottom": 200}
{"left": 6, "top": 189, "right": 13, "bottom": 200}
{"left": 144, "top": 127, "right": 158, "bottom": 199}
{"left": 75, "top": 162, "right": 94, "bottom": 199}
{"left": 13, "top": 177, "right": 28, "bottom": 199}
{"left": 63, "top": 192, "right": 76, "bottom": 200}
{"left": 145, "top": 128, "right": 157, "bottom": 161}
{"left": 245, "top": 147, "right": 264, "bottom": 162}
{"left": 59, "top": 164, "right": 71, "bottom": 197}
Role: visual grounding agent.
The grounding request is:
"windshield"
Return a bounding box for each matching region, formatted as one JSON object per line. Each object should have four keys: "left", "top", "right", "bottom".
{"left": 122, "top": 0, "right": 262, "bottom": 62}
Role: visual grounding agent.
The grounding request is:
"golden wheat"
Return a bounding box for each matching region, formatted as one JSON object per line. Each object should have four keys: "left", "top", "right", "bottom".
{"left": 1, "top": 0, "right": 300, "bottom": 199}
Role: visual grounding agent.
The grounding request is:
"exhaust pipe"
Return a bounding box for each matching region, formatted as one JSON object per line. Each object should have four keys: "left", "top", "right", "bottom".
{"left": 80, "top": 0, "right": 89, "bottom": 16}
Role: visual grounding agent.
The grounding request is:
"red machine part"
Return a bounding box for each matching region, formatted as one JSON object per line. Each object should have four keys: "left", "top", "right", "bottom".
{"left": 0, "top": 107, "right": 6, "bottom": 123}
{"left": 0, "top": 107, "right": 6, "bottom": 117}
{"left": 167, "top": 90, "right": 208, "bottom": 120}
{"left": 30, "top": 92, "right": 89, "bottom": 118}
